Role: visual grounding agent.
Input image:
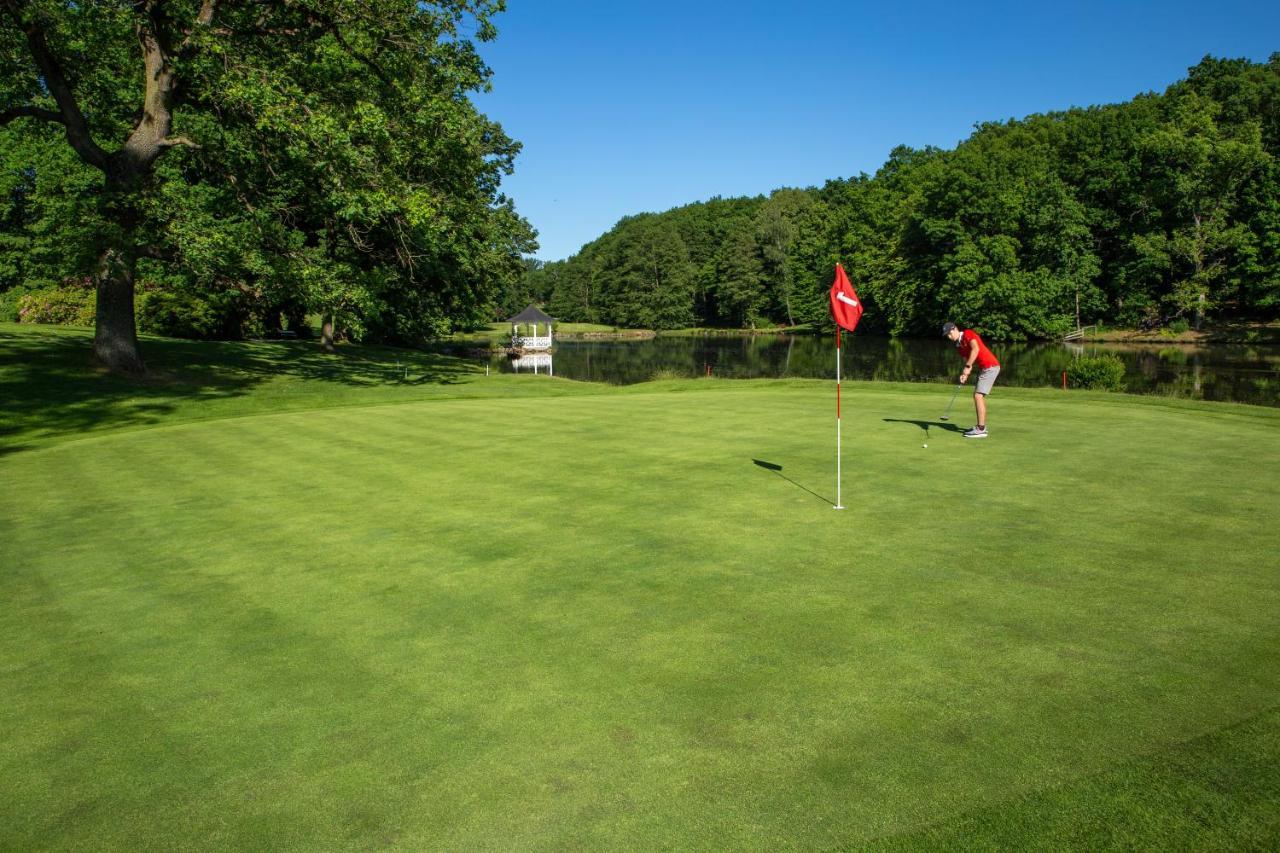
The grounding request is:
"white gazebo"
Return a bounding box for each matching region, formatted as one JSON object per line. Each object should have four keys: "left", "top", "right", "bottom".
{"left": 507, "top": 304, "right": 555, "bottom": 351}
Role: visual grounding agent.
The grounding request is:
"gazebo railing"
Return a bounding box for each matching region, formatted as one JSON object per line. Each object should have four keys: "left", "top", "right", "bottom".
{"left": 514, "top": 335, "right": 552, "bottom": 349}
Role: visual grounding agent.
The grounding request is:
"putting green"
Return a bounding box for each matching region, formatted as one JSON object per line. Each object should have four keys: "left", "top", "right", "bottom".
{"left": 3, "top": 382, "right": 1279, "bottom": 849}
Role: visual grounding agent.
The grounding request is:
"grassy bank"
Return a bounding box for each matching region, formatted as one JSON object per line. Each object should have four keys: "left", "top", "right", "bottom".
{"left": 444, "top": 322, "right": 653, "bottom": 348}
{"left": 445, "top": 321, "right": 816, "bottom": 346}
{"left": 1079, "top": 320, "right": 1280, "bottom": 345}
{"left": 0, "top": 323, "right": 603, "bottom": 450}
{"left": 3, "top": 324, "right": 1279, "bottom": 849}
{"left": 658, "top": 324, "right": 812, "bottom": 337}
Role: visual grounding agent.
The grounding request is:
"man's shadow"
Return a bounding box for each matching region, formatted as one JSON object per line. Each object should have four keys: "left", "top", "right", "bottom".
{"left": 751, "top": 459, "right": 833, "bottom": 504}
{"left": 883, "top": 418, "right": 964, "bottom": 434}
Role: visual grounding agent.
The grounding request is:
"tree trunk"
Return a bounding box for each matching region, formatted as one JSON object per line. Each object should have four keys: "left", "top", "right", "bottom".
{"left": 9, "top": 3, "right": 210, "bottom": 374}
{"left": 91, "top": 162, "right": 151, "bottom": 373}
{"left": 1192, "top": 212, "right": 1206, "bottom": 331}
{"left": 93, "top": 241, "right": 145, "bottom": 374}
{"left": 320, "top": 312, "right": 337, "bottom": 353}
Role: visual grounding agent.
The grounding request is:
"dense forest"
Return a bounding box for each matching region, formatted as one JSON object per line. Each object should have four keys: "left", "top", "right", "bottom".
{"left": 506, "top": 55, "right": 1280, "bottom": 340}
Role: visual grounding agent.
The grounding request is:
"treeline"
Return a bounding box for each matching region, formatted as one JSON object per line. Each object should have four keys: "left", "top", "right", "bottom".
{"left": 508, "top": 55, "right": 1280, "bottom": 339}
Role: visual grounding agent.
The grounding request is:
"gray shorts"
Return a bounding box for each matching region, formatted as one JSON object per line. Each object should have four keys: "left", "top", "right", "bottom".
{"left": 975, "top": 366, "right": 1000, "bottom": 395}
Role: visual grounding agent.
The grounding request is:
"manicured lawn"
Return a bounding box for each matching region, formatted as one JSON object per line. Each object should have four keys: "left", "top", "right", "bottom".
{"left": 0, "top": 323, "right": 598, "bottom": 449}
{"left": 2, "top": 326, "right": 1279, "bottom": 849}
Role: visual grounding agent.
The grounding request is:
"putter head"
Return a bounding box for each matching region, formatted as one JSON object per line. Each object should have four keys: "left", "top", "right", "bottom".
{"left": 939, "top": 415, "right": 949, "bottom": 420}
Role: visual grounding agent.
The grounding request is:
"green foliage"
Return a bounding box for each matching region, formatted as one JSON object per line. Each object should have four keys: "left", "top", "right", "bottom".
{"left": 1125, "top": 90, "right": 1268, "bottom": 325}
{"left": 546, "top": 196, "right": 772, "bottom": 330}
{"left": 1067, "top": 354, "right": 1127, "bottom": 391}
{"left": 14, "top": 277, "right": 315, "bottom": 339}
{"left": 135, "top": 290, "right": 222, "bottom": 339}
{"left": 0, "top": 281, "right": 44, "bottom": 322}
{"left": 497, "top": 258, "right": 555, "bottom": 320}
{"left": 0, "top": 125, "right": 103, "bottom": 293}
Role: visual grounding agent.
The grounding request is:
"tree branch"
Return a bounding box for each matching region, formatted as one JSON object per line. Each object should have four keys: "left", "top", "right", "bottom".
{"left": 207, "top": 19, "right": 321, "bottom": 40}
{"left": 327, "top": 25, "right": 395, "bottom": 89}
{"left": 0, "top": 104, "right": 66, "bottom": 126}
{"left": 1, "top": 0, "right": 110, "bottom": 170}
{"left": 195, "top": 0, "right": 217, "bottom": 29}
{"left": 137, "top": 244, "right": 175, "bottom": 261}
{"left": 178, "top": 0, "right": 218, "bottom": 54}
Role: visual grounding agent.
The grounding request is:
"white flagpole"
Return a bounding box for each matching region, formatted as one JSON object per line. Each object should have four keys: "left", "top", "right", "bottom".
{"left": 835, "top": 326, "right": 844, "bottom": 510}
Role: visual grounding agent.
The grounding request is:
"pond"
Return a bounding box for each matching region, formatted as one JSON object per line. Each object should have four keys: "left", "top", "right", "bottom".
{"left": 491, "top": 334, "right": 1280, "bottom": 408}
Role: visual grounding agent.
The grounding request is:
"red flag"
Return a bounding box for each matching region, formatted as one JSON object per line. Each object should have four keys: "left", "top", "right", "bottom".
{"left": 829, "top": 264, "right": 863, "bottom": 332}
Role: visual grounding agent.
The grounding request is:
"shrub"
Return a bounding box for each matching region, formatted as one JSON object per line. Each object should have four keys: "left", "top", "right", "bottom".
{"left": 232, "top": 298, "right": 267, "bottom": 341}
{"left": 1067, "top": 354, "right": 1126, "bottom": 391}
{"left": 0, "top": 282, "right": 51, "bottom": 322}
{"left": 136, "top": 289, "right": 221, "bottom": 339}
{"left": 17, "top": 283, "right": 95, "bottom": 326}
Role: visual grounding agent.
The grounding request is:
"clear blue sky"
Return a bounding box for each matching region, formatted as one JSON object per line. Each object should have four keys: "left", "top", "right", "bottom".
{"left": 474, "top": 1, "right": 1280, "bottom": 261}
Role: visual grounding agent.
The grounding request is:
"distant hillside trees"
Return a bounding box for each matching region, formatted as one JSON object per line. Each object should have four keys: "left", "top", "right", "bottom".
{"left": 536, "top": 54, "right": 1280, "bottom": 339}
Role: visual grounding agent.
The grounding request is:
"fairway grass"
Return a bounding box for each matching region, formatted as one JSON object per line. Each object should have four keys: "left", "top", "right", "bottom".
{"left": 3, "top": 328, "right": 1280, "bottom": 848}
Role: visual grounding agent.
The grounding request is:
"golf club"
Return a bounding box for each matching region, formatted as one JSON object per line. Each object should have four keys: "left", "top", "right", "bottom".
{"left": 939, "top": 383, "right": 962, "bottom": 420}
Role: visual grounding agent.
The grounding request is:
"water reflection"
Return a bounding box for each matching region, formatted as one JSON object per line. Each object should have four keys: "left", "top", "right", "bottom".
{"left": 510, "top": 352, "right": 554, "bottom": 375}
{"left": 491, "top": 335, "right": 1280, "bottom": 407}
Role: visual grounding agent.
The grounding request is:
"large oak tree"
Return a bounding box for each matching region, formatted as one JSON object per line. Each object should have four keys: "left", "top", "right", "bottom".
{"left": 1, "top": 0, "right": 531, "bottom": 372}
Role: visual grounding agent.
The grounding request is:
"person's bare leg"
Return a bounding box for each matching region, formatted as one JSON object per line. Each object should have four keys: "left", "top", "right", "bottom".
{"left": 974, "top": 392, "right": 987, "bottom": 428}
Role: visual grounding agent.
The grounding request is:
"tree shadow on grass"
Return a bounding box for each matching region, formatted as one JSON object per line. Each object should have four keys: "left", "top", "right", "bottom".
{"left": 0, "top": 327, "right": 477, "bottom": 452}
{"left": 752, "top": 459, "right": 833, "bottom": 505}
{"left": 882, "top": 418, "right": 964, "bottom": 434}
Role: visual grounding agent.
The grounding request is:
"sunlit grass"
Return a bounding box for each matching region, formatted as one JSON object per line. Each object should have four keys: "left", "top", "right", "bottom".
{"left": 2, "top": 324, "right": 1279, "bottom": 848}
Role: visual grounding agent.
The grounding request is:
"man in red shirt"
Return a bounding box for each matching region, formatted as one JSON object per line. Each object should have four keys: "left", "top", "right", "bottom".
{"left": 942, "top": 322, "right": 1000, "bottom": 438}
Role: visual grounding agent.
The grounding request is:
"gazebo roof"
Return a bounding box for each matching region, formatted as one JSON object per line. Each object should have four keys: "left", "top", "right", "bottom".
{"left": 507, "top": 304, "right": 556, "bottom": 324}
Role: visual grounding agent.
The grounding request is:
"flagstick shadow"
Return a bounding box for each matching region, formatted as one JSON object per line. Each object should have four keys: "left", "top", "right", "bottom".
{"left": 882, "top": 418, "right": 964, "bottom": 434}
{"left": 752, "top": 459, "right": 834, "bottom": 505}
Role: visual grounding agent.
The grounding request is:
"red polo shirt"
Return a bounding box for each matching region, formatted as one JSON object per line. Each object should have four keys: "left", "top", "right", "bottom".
{"left": 956, "top": 329, "right": 1000, "bottom": 369}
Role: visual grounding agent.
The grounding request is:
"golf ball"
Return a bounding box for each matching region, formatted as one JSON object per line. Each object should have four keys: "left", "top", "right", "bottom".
{"left": 923, "top": 443, "right": 928, "bottom": 448}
